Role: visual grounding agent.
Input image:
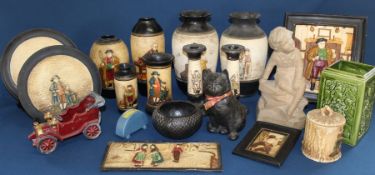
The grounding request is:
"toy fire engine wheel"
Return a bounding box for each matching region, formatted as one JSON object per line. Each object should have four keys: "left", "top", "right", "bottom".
{"left": 37, "top": 135, "right": 58, "bottom": 154}
{"left": 83, "top": 123, "right": 101, "bottom": 139}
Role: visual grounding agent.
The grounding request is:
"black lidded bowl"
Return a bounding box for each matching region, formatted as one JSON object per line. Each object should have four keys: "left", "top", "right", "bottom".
{"left": 152, "top": 101, "right": 202, "bottom": 139}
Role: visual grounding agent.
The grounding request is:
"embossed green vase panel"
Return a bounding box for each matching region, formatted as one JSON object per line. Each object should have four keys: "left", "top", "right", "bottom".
{"left": 318, "top": 60, "right": 375, "bottom": 146}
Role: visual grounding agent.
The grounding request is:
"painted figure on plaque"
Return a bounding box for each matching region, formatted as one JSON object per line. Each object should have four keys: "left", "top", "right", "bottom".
{"left": 172, "top": 144, "right": 184, "bottom": 163}
{"left": 149, "top": 71, "right": 164, "bottom": 104}
{"left": 132, "top": 144, "right": 148, "bottom": 167}
{"left": 240, "top": 48, "right": 252, "bottom": 80}
{"left": 150, "top": 144, "right": 164, "bottom": 166}
{"left": 100, "top": 49, "right": 120, "bottom": 88}
{"left": 135, "top": 43, "right": 159, "bottom": 81}
{"left": 304, "top": 38, "right": 335, "bottom": 91}
{"left": 257, "top": 27, "right": 308, "bottom": 129}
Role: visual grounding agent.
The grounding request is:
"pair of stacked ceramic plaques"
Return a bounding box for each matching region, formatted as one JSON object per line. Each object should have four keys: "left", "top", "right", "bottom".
{"left": 0, "top": 28, "right": 101, "bottom": 122}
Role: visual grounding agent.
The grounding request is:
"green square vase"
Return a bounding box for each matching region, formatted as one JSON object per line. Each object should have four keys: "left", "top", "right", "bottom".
{"left": 318, "top": 60, "right": 375, "bottom": 146}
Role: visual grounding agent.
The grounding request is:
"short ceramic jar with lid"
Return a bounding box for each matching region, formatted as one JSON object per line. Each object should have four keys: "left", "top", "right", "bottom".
{"left": 114, "top": 63, "right": 138, "bottom": 111}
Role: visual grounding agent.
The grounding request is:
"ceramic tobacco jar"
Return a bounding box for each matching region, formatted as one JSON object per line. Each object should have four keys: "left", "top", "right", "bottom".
{"left": 172, "top": 10, "right": 219, "bottom": 91}
{"left": 220, "top": 12, "right": 268, "bottom": 96}
{"left": 221, "top": 44, "right": 244, "bottom": 96}
{"left": 131, "top": 17, "right": 165, "bottom": 96}
{"left": 302, "top": 106, "right": 346, "bottom": 163}
{"left": 183, "top": 43, "right": 206, "bottom": 102}
{"left": 90, "top": 35, "right": 129, "bottom": 97}
{"left": 114, "top": 63, "right": 138, "bottom": 111}
{"left": 143, "top": 53, "right": 174, "bottom": 114}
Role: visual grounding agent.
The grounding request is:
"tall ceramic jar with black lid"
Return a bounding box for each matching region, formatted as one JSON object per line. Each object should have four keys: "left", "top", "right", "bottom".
{"left": 90, "top": 35, "right": 129, "bottom": 97}
{"left": 172, "top": 10, "right": 219, "bottom": 92}
{"left": 220, "top": 12, "right": 268, "bottom": 96}
{"left": 114, "top": 63, "right": 138, "bottom": 111}
{"left": 131, "top": 17, "right": 165, "bottom": 96}
{"left": 143, "top": 53, "right": 174, "bottom": 114}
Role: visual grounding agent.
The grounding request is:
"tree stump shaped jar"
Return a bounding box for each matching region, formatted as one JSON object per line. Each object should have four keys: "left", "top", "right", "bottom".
{"left": 143, "top": 53, "right": 174, "bottom": 114}
{"left": 90, "top": 35, "right": 129, "bottom": 97}
{"left": 131, "top": 17, "right": 165, "bottom": 96}
{"left": 220, "top": 12, "right": 268, "bottom": 96}
{"left": 172, "top": 10, "right": 219, "bottom": 92}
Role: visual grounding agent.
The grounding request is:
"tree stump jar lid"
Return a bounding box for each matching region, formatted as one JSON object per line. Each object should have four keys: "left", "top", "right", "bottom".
{"left": 143, "top": 53, "right": 174, "bottom": 67}
{"left": 307, "top": 106, "right": 346, "bottom": 127}
{"left": 178, "top": 10, "right": 215, "bottom": 33}
{"left": 95, "top": 35, "right": 121, "bottom": 45}
{"left": 221, "top": 44, "right": 245, "bottom": 61}
{"left": 115, "top": 63, "right": 136, "bottom": 81}
{"left": 131, "top": 17, "right": 163, "bottom": 36}
{"left": 183, "top": 43, "right": 206, "bottom": 60}
{"left": 223, "top": 12, "right": 265, "bottom": 39}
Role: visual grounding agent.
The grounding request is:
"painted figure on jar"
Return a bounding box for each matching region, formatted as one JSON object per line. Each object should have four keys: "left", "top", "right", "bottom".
{"left": 150, "top": 144, "right": 164, "bottom": 166}
{"left": 124, "top": 84, "right": 136, "bottom": 107}
{"left": 172, "top": 144, "right": 183, "bottom": 163}
{"left": 304, "top": 38, "right": 334, "bottom": 91}
{"left": 230, "top": 74, "right": 240, "bottom": 96}
{"left": 100, "top": 49, "right": 119, "bottom": 88}
{"left": 160, "top": 82, "right": 169, "bottom": 102}
{"left": 132, "top": 144, "right": 148, "bottom": 167}
{"left": 192, "top": 70, "right": 202, "bottom": 94}
{"left": 240, "top": 48, "right": 252, "bottom": 80}
{"left": 136, "top": 43, "right": 159, "bottom": 81}
{"left": 49, "top": 75, "right": 67, "bottom": 110}
{"left": 149, "top": 71, "right": 163, "bottom": 103}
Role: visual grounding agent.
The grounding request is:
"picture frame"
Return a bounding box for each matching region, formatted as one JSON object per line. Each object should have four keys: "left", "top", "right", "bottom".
{"left": 284, "top": 13, "right": 367, "bottom": 101}
{"left": 233, "top": 122, "right": 301, "bottom": 167}
{"left": 101, "top": 142, "right": 222, "bottom": 172}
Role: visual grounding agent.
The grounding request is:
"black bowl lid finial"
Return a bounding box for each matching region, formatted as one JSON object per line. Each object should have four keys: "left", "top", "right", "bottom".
{"left": 183, "top": 43, "right": 207, "bottom": 59}
{"left": 221, "top": 44, "right": 245, "bottom": 60}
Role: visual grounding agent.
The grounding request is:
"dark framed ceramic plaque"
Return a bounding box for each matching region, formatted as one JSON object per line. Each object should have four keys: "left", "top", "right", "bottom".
{"left": 233, "top": 122, "right": 300, "bottom": 167}
{"left": 284, "top": 13, "right": 367, "bottom": 101}
{"left": 102, "top": 142, "right": 222, "bottom": 172}
{"left": 17, "top": 45, "right": 101, "bottom": 121}
{"left": 0, "top": 28, "right": 76, "bottom": 99}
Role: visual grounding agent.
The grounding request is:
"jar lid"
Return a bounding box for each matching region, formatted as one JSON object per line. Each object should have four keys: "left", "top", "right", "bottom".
{"left": 115, "top": 63, "right": 136, "bottom": 80}
{"left": 183, "top": 43, "right": 206, "bottom": 60}
{"left": 307, "top": 106, "right": 346, "bottom": 126}
{"left": 143, "top": 53, "right": 174, "bottom": 67}
{"left": 221, "top": 44, "right": 245, "bottom": 61}
{"left": 95, "top": 35, "right": 121, "bottom": 45}
{"left": 131, "top": 17, "right": 163, "bottom": 35}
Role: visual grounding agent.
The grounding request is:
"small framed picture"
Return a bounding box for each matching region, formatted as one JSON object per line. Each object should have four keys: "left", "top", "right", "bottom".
{"left": 233, "top": 122, "right": 301, "bottom": 167}
{"left": 284, "top": 13, "right": 367, "bottom": 101}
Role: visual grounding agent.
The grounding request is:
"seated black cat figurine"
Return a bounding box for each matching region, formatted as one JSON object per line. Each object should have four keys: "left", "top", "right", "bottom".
{"left": 202, "top": 69, "right": 247, "bottom": 140}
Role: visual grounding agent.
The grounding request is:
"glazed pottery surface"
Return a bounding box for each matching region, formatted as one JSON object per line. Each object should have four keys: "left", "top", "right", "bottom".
{"left": 152, "top": 101, "right": 202, "bottom": 139}
{"left": 90, "top": 35, "right": 129, "bottom": 92}
{"left": 172, "top": 10, "right": 219, "bottom": 85}
{"left": 114, "top": 63, "right": 138, "bottom": 111}
{"left": 317, "top": 60, "right": 375, "bottom": 146}
{"left": 220, "top": 12, "right": 268, "bottom": 95}
{"left": 0, "top": 28, "right": 76, "bottom": 99}
{"left": 221, "top": 44, "right": 244, "bottom": 96}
